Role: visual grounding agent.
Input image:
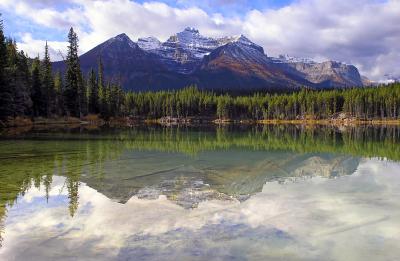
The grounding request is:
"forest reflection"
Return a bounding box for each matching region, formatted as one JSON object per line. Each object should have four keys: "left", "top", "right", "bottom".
{"left": 0, "top": 124, "right": 399, "bottom": 247}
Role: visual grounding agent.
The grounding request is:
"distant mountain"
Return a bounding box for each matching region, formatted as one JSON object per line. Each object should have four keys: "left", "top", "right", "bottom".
{"left": 277, "top": 57, "right": 363, "bottom": 87}
{"left": 53, "top": 28, "right": 364, "bottom": 92}
{"left": 194, "top": 36, "right": 312, "bottom": 91}
{"left": 53, "top": 33, "right": 194, "bottom": 91}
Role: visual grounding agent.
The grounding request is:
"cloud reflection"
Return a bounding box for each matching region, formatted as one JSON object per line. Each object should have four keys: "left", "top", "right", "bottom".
{"left": 1, "top": 159, "right": 400, "bottom": 260}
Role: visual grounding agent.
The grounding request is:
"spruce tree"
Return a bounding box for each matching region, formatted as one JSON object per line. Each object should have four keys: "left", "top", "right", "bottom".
{"left": 6, "top": 39, "right": 31, "bottom": 117}
{"left": 88, "top": 68, "right": 98, "bottom": 114}
{"left": 42, "top": 41, "right": 55, "bottom": 117}
{"left": 64, "top": 27, "right": 82, "bottom": 117}
{"left": 98, "top": 57, "right": 104, "bottom": 90}
{"left": 98, "top": 58, "right": 106, "bottom": 116}
{"left": 79, "top": 72, "right": 87, "bottom": 116}
{"left": 15, "top": 50, "right": 32, "bottom": 116}
{"left": 31, "top": 57, "right": 44, "bottom": 117}
{"left": 54, "top": 71, "right": 64, "bottom": 115}
{"left": 0, "top": 15, "right": 12, "bottom": 121}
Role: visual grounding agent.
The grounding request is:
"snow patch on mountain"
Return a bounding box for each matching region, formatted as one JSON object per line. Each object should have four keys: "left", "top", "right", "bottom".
{"left": 272, "top": 54, "right": 315, "bottom": 64}
{"left": 137, "top": 37, "right": 161, "bottom": 51}
{"left": 170, "top": 27, "right": 220, "bottom": 58}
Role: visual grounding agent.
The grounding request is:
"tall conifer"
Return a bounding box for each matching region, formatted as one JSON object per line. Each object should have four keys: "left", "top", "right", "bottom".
{"left": 64, "top": 27, "right": 82, "bottom": 117}
{"left": 0, "top": 15, "right": 12, "bottom": 120}
{"left": 42, "top": 41, "right": 55, "bottom": 116}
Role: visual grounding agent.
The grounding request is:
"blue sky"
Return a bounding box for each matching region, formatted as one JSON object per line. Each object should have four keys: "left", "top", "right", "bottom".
{"left": 0, "top": 0, "right": 399, "bottom": 81}
{"left": 1, "top": 0, "right": 295, "bottom": 42}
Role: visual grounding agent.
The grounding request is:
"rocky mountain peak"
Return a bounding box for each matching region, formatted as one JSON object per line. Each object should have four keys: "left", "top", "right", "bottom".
{"left": 183, "top": 27, "right": 200, "bottom": 34}
{"left": 173, "top": 27, "right": 218, "bottom": 50}
{"left": 217, "top": 35, "right": 265, "bottom": 55}
{"left": 113, "top": 33, "right": 131, "bottom": 42}
{"left": 106, "top": 33, "right": 138, "bottom": 50}
{"left": 232, "top": 35, "right": 252, "bottom": 44}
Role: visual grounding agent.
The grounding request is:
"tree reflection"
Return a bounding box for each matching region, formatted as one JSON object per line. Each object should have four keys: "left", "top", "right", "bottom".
{"left": 0, "top": 137, "right": 125, "bottom": 245}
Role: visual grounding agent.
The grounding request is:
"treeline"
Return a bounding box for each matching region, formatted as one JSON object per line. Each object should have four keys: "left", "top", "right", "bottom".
{"left": 1, "top": 15, "right": 400, "bottom": 123}
{"left": 125, "top": 84, "right": 400, "bottom": 120}
{"left": 0, "top": 17, "right": 124, "bottom": 124}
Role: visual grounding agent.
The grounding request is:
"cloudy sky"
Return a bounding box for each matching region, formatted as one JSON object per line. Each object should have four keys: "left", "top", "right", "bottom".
{"left": 0, "top": 0, "right": 399, "bottom": 81}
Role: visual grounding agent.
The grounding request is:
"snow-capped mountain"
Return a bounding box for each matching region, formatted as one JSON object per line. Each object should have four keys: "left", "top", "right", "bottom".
{"left": 138, "top": 27, "right": 222, "bottom": 74}
{"left": 143, "top": 27, "right": 220, "bottom": 57}
{"left": 53, "top": 27, "right": 365, "bottom": 91}
{"left": 136, "top": 28, "right": 268, "bottom": 74}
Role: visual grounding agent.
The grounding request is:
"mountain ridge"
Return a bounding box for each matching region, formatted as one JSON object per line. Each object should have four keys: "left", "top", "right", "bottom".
{"left": 53, "top": 28, "right": 365, "bottom": 91}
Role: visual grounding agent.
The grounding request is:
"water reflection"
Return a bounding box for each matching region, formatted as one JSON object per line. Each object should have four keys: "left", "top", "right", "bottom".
{"left": 0, "top": 125, "right": 400, "bottom": 260}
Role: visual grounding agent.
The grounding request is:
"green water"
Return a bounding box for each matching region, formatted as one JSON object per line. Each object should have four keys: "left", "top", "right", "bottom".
{"left": 0, "top": 125, "right": 399, "bottom": 260}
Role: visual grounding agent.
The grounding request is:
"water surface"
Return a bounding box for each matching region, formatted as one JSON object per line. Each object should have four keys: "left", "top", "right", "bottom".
{"left": 0, "top": 125, "right": 399, "bottom": 260}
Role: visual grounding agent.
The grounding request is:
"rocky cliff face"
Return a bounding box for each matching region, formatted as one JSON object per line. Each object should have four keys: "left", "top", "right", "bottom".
{"left": 53, "top": 28, "right": 364, "bottom": 91}
{"left": 288, "top": 60, "right": 363, "bottom": 87}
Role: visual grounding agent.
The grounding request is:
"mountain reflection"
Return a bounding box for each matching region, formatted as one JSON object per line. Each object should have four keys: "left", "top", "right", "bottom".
{"left": 0, "top": 124, "right": 399, "bottom": 247}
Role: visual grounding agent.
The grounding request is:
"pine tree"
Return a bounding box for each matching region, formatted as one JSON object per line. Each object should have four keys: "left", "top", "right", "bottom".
{"left": 98, "top": 58, "right": 106, "bottom": 116}
{"left": 79, "top": 72, "right": 87, "bottom": 116}
{"left": 6, "top": 39, "right": 31, "bottom": 117}
{"left": 98, "top": 57, "right": 104, "bottom": 90}
{"left": 16, "top": 50, "right": 32, "bottom": 116}
{"left": 88, "top": 68, "right": 99, "bottom": 114}
{"left": 31, "top": 57, "right": 45, "bottom": 117}
{"left": 64, "top": 27, "right": 82, "bottom": 117}
{"left": 0, "top": 15, "right": 12, "bottom": 121}
{"left": 54, "top": 71, "right": 64, "bottom": 115}
{"left": 103, "top": 82, "right": 112, "bottom": 118}
{"left": 42, "top": 41, "right": 55, "bottom": 117}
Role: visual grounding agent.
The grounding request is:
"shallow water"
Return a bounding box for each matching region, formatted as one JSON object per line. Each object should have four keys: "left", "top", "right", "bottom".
{"left": 0, "top": 125, "right": 399, "bottom": 260}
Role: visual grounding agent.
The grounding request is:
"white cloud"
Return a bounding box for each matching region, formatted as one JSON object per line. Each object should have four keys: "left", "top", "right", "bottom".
{"left": 17, "top": 33, "right": 68, "bottom": 61}
{"left": 1, "top": 0, "right": 399, "bottom": 81}
{"left": 240, "top": 0, "right": 400, "bottom": 81}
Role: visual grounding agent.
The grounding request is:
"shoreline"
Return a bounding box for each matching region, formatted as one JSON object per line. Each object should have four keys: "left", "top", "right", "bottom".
{"left": 2, "top": 116, "right": 400, "bottom": 129}
{"left": 256, "top": 119, "right": 400, "bottom": 126}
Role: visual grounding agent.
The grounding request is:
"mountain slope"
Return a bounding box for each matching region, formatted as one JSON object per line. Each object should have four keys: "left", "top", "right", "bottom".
{"left": 53, "top": 33, "right": 193, "bottom": 91}
{"left": 195, "top": 36, "right": 313, "bottom": 91}
{"left": 53, "top": 28, "right": 364, "bottom": 92}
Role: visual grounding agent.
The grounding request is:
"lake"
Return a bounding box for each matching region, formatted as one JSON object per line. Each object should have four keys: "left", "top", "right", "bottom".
{"left": 0, "top": 124, "right": 399, "bottom": 260}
